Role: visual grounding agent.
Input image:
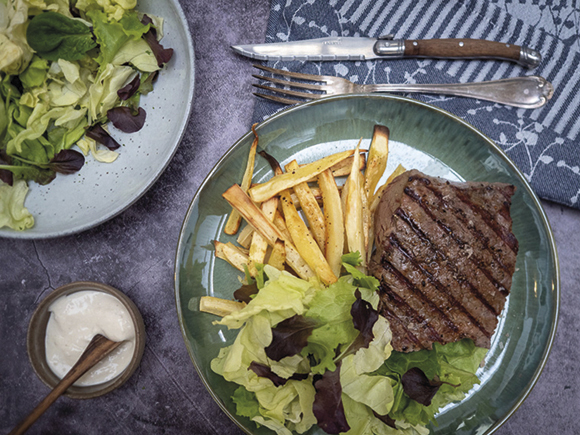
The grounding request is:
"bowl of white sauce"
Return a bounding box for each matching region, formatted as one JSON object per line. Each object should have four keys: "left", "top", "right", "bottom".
{"left": 27, "top": 281, "right": 146, "bottom": 399}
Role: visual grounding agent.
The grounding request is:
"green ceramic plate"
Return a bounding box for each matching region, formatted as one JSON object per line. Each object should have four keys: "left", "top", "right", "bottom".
{"left": 175, "top": 95, "right": 559, "bottom": 435}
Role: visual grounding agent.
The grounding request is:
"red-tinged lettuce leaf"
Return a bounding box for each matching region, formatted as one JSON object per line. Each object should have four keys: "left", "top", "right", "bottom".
{"left": 248, "top": 361, "right": 308, "bottom": 387}
{"left": 351, "top": 289, "right": 378, "bottom": 343}
{"left": 107, "top": 107, "right": 146, "bottom": 133}
{"left": 141, "top": 15, "right": 173, "bottom": 67}
{"left": 48, "top": 149, "right": 84, "bottom": 174}
{"left": 117, "top": 74, "right": 140, "bottom": 100}
{"left": 401, "top": 367, "right": 446, "bottom": 407}
{"left": 313, "top": 363, "right": 350, "bottom": 434}
{"left": 340, "top": 289, "right": 379, "bottom": 359}
{"left": 233, "top": 282, "right": 258, "bottom": 303}
{"left": 0, "top": 152, "right": 14, "bottom": 185}
{"left": 0, "top": 168, "right": 13, "bottom": 185}
{"left": 265, "top": 315, "right": 317, "bottom": 361}
{"left": 86, "top": 124, "right": 121, "bottom": 150}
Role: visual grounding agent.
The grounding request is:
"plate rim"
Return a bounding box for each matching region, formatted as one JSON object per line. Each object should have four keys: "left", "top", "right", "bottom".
{"left": 0, "top": 0, "right": 196, "bottom": 240}
{"left": 174, "top": 93, "right": 560, "bottom": 435}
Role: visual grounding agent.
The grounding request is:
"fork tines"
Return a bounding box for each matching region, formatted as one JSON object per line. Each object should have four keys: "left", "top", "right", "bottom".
{"left": 252, "top": 64, "right": 327, "bottom": 105}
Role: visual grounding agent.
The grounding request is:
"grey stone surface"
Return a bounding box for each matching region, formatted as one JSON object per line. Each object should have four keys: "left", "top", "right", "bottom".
{"left": 0, "top": 1, "right": 578, "bottom": 434}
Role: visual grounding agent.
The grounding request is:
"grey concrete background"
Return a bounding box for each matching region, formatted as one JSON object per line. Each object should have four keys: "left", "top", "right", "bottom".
{"left": 1, "top": 0, "right": 578, "bottom": 434}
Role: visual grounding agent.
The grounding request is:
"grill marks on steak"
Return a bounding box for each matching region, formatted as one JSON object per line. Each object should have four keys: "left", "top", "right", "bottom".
{"left": 369, "top": 170, "right": 518, "bottom": 352}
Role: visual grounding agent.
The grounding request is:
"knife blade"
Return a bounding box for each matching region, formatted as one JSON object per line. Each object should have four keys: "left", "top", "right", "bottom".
{"left": 231, "top": 36, "right": 541, "bottom": 69}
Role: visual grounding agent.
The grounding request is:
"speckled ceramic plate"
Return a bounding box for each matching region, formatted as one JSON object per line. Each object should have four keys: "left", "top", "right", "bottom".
{"left": 0, "top": 0, "right": 195, "bottom": 239}
{"left": 175, "top": 95, "right": 559, "bottom": 435}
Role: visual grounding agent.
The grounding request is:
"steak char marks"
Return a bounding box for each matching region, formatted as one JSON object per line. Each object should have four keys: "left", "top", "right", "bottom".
{"left": 369, "top": 170, "right": 518, "bottom": 352}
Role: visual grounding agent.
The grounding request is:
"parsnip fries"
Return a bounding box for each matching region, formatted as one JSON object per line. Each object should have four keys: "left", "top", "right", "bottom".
{"left": 202, "top": 124, "right": 406, "bottom": 317}
{"left": 222, "top": 184, "right": 315, "bottom": 280}
{"left": 318, "top": 169, "right": 344, "bottom": 278}
{"left": 343, "top": 140, "right": 366, "bottom": 271}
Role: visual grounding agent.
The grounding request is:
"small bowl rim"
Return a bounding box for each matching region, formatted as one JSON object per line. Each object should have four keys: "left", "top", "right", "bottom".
{"left": 27, "top": 281, "right": 146, "bottom": 399}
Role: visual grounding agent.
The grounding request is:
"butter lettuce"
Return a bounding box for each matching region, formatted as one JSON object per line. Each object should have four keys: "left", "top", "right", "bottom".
{"left": 75, "top": 0, "right": 136, "bottom": 22}
{"left": 380, "top": 339, "right": 488, "bottom": 427}
{"left": 87, "top": 63, "right": 134, "bottom": 123}
{"left": 211, "top": 264, "right": 402, "bottom": 434}
{"left": 0, "top": 0, "right": 34, "bottom": 75}
{"left": 18, "top": 55, "right": 48, "bottom": 88}
{"left": 112, "top": 38, "right": 159, "bottom": 72}
{"left": 341, "top": 395, "right": 429, "bottom": 435}
{"left": 0, "top": 179, "right": 34, "bottom": 230}
{"left": 302, "top": 276, "right": 360, "bottom": 374}
{"left": 87, "top": 9, "right": 150, "bottom": 69}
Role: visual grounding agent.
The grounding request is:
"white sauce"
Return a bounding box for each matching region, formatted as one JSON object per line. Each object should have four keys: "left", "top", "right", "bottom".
{"left": 45, "top": 290, "right": 136, "bottom": 386}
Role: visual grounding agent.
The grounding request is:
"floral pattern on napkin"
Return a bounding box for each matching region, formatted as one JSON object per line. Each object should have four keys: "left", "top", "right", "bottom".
{"left": 252, "top": 0, "right": 580, "bottom": 208}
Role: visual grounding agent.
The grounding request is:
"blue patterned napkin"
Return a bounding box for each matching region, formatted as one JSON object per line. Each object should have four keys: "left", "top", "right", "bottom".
{"left": 252, "top": 0, "right": 580, "bottom": 209}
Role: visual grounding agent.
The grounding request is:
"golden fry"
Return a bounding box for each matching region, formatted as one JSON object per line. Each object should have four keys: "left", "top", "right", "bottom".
{"left": 344, "top": 140, "right": 366, "bottom": 270}
{"left": 214, "top": 240, "right": 250, "bottom": 272}
{"left": 248, "top": 149, "right": 355, "bottom": 203}
{"left": 199, "top": 296, "right": 246, "bottom": 317}
{"left": 364, "top": 125, "right": 390, "bottom": 199}
{"left": 305, "top": 152, "right": 366, "bottom": 179}
{"left": 248, "top": 196, "right": 278, "bottom": 276}
{"left": 273, "top": 209, "right": 293, "bottom": 242}
{"left": 224, "top": 124, "right": 259, "bottom": 235}
{"left": 318, "top": 169, "right": 344, "bottom": 278}
{"left": 285, "top": 160, "right": 326, "bottom": 251}
{"left": 267, "top": 239, "right": 286, "bottom": 271}
{"left": 280, "top": 189, "right": 337, "bottom": 285}
{"left": 236, "top": 223, "right": 254, "bottom": 249}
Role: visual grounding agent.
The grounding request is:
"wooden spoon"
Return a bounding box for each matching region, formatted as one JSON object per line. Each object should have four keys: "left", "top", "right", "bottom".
{"left": 9, "top": 334, "right": 121, "bottom": 435}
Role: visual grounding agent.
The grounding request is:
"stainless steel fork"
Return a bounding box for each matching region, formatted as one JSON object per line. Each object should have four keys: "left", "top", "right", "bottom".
{"left": 252, "top": 64, "right": 553, "bottom": 109}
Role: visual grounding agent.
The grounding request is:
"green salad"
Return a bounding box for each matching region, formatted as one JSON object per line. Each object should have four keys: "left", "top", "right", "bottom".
{"left": 212, "top": 253, "right": 487, "bottom": 435}
{"left": 0, "top": 0, "right": 173, "bottom": 230}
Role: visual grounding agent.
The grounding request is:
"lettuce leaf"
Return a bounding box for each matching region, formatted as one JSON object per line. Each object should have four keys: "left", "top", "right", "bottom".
{"left": 382, "top": 339, "right": 487, "bottom": 427}
{"left": 302, "top": 276, "right": 359, "bottom": 374}
{"left": 75, "top": 0, "right": 137, "bottom": 22}
{"left": 26, "top": 12, "right": 97, "bottom": 62}
{"left": 0, "top": 179, "right": 34, "bottom": 230}
{"left": 18, "top": 55, "right": 49, "bottom": 88}
{"left": 232, "top": 386, "right": 260, "bottom": 419}
{"left": 87, "top": 9, "right": 150, "bottom": 69}
{"left": 341, "top": 394, "right": 429, "bottom": 435}
{"left": 112, "top": 38, "right": 159, "bottom": 72}
{"left": 0, "top": 0, "right": 34, "bottom": 75}
{"left": 215, "top": 266, "right": 317, "bottom": 330}
{"left": 341, "top": 352, "right": 394, "bottom": 417}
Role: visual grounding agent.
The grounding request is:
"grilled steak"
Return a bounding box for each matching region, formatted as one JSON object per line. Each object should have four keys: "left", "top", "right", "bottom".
{"left": 369, "top": 170, "right": 518, "bottom": 353}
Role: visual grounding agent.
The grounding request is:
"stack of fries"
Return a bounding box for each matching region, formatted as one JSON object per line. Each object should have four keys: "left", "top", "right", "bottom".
{"left": 212, "top": 124, "right": 407, "bottom": 300}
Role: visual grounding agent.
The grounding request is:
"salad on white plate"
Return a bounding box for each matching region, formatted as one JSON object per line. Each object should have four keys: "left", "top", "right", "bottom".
{"left": 0, "top": 0, "right": 173, "bottom": 231}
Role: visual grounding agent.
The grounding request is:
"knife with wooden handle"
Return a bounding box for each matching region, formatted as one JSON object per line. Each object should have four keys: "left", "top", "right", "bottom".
{"left": 232, "top": 36, "right": 541, "bottom": 68}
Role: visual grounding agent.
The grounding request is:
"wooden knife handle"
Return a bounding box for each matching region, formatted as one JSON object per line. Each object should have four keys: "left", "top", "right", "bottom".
{"left": 403, "top": 38, "right": 540, "bottom": 68}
